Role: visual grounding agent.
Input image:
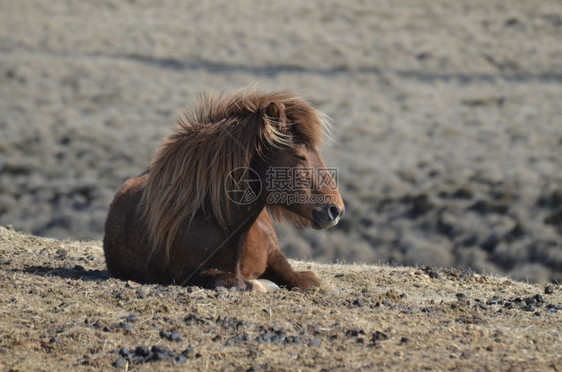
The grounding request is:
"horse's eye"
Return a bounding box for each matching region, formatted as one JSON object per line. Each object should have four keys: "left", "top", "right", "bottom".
{"left": 294, "top": 155, "right": 307, "bottom": 162}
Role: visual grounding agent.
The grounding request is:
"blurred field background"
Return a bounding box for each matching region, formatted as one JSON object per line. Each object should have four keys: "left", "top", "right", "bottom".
{"left": 1, "top": 0, "right": 561, "bottom": 283}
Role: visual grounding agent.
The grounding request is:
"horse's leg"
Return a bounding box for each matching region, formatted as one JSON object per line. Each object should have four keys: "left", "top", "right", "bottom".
{"left": 192, "top": 269, "right": 269, "bottom": 292}
{"left": 244, "top": 212, "right": 320, "bottom": 290}
{"left": 261, "top": 248, "right": 321, "bottom": 290}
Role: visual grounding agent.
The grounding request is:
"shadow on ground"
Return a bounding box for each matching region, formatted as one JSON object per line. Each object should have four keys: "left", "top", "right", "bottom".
{"left": 19, "top": 265, "right": 110, "bottom": 281}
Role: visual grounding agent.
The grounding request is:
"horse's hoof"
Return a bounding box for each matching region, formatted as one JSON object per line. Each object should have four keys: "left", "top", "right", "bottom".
{"left": 258, "top": 279, "right": 279, "bottom": 291}
{"left": 247, "top": 279, "right": 279, "bottom": 293}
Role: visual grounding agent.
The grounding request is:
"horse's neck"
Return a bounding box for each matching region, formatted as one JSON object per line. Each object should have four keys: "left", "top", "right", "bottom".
{"left": 225, "top": 158, "right": 268, "bottom": 234}
{"left": 227, "top": 199, "right": 265, "bottom": 233}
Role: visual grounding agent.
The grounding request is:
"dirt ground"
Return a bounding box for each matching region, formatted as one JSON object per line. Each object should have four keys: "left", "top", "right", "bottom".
{"left": 1, "top": 1, "right": 561, "bottom": 370}
{"left": 1, "top": 226, "right": 560, "bottom": 371}
{"left": 1, "top": 0, "right": 561, "bottom": 283}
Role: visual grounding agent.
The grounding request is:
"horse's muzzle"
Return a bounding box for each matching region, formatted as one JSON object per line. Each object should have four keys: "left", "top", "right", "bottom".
{"left": 311, "top": 203, "right": 344, "bottom": 229}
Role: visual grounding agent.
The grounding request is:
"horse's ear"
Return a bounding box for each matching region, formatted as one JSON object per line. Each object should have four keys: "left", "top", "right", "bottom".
{"left": 264, "top": 102, "right": 287, "bottom": 127}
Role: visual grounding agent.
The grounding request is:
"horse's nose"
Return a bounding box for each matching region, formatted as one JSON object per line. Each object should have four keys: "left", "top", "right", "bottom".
{"left": 328, "top": 204, "right": 342, "bottom": 222}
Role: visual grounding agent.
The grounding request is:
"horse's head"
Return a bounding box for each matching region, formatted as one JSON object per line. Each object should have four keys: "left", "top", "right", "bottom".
{"left": 257, "top": 101, "right": 345, "bottom": 230}
{"left": 141, "top": 89, "right": 346, "bottom": 258}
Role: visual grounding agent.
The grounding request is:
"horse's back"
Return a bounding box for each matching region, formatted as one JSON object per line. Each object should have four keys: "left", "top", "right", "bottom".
{"left": 103, "top": 172, "right": 234, "bottom": 284}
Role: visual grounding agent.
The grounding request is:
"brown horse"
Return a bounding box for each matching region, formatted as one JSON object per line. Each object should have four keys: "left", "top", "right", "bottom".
{"left": 103, "top": 89, "right": 344, "bottom": 291}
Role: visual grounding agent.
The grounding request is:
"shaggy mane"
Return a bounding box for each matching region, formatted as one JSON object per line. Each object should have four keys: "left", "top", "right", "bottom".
{"left": 140, "top": 89, "right": 329, "bottom": 258}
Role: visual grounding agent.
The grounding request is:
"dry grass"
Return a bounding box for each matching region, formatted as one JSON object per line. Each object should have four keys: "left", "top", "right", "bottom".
{"left": 1, "top": 0, "right": 562, "bottom": 283}
{"left": 1, "top": 226, "right": 560, "bottom": 371}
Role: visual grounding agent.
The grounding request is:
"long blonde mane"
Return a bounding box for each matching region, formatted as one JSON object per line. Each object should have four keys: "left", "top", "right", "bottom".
{"left": 140, "top": 89, "right": 328, "bottom": 258}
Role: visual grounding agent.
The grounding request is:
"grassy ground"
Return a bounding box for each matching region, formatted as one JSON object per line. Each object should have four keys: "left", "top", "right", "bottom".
{"left": 1, "top": 226, "right": 560, "bottom": 371}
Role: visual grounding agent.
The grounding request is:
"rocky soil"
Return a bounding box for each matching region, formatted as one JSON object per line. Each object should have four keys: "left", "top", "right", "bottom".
{"left": 1, "top": 227, "right": 561, "bottom": 371}
{"left": 1, "top": 0, "right": 562, "bottom": 283}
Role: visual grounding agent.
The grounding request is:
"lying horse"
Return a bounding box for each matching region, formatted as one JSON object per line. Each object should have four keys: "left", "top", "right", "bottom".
{"left": 103, "top": 89, "right": 344, "bottom": 291}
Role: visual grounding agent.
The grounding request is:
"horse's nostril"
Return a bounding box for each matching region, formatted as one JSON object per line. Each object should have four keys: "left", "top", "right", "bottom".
{"left": 328, "top": 205, "right": 340, "bottom": 221}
